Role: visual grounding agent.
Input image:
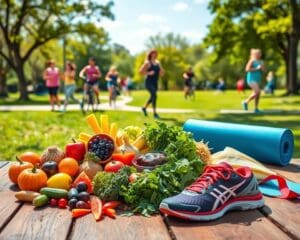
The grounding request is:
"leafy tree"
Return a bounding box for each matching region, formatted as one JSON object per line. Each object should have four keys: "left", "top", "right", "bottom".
{"left": 0, "top": 0, "right": 114, "bottom": 100}
{"left": 146, "top": 33, "right": 190, "bottom": 90}
{"left": 205, "top": 0, "right": 300, "bottom": 94}
{"left": 111, "top": 43, "right": 134, "bottom": 78}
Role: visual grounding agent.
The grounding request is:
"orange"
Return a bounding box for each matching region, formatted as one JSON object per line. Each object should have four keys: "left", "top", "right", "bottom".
{"left": 58, "top": 157, "right": 79, "bottom": 177}
{"left": 19, "top": 152, "right": 41, "bottom": 165}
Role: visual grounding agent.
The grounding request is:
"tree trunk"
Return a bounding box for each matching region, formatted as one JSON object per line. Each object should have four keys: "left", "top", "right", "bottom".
{"left": 0, "top": 70, "right": 9, "bottom": 98}
{"left": 15, "top": 62, "right": 29, "bottom": 100}
{"left": 287, "top": 34, "right": 299, "bottom": 94}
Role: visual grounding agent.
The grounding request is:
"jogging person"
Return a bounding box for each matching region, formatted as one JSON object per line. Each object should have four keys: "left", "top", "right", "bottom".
{"left": 139, "top": 49, "right": 165, "bottom": 119}
{"left": 79, "top": 57, "right": 102, "bottom": 105}
{"left": 43, "top": 60, "right": 61, "bottom": 111}
{"left": 243, "top": 49, "right": 265, "bottom": 113}
{"left": 105, "top": 65, "right": 119, "bottom": 107}
{"left": 63, "top": 61, "right": 80, "bottom": 112}
{"left": 183, "top": 67, "right": 195, "bottom": 99}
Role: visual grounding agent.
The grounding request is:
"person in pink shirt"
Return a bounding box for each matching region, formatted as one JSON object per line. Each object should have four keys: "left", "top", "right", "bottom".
{"left": 79, "top": 57, "right": 102, "bottom": 104}
{"left": 43, "top": 60, "right": 61, "bottom": 111}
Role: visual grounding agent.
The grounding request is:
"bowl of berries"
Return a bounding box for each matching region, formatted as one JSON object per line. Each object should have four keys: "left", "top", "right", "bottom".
{"left": 87, "top": 134, "right": 115, "bottom": 164}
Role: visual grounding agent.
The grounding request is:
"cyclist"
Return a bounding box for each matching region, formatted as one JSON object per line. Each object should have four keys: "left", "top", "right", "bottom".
{"left": 183, "top": 67, "right": 195, "bottom": 99}
{"left": 79, "top": 57, "right": 102, "bottom": 105}
{"left": 105, "top": 65, "right": 119, "bottom": 107}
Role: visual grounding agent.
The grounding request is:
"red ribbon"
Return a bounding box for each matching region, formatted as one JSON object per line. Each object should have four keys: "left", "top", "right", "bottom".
{"left": 260, "top": 175, "right": 300, "bottom": 199}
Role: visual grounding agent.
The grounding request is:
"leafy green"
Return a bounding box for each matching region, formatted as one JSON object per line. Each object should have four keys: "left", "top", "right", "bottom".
{"left": 93, "top": 166, "right": 132, "bottom": 201}
{"left": 121, "top": 122, "right": 204, "bottom": 216}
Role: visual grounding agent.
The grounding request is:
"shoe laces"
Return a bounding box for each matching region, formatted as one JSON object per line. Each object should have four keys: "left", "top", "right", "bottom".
{"left": 186, "top": 165, "right": 232, "bottom": 193}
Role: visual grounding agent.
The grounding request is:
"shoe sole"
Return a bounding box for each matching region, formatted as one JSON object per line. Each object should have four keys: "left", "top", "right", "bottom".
{"left": 159, "top": 194, "right": 264, "bottom": 221}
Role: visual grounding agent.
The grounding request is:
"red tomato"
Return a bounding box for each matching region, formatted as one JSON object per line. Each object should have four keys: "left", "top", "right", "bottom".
{"left": 58, "top": 198, "right": 68, "bottom": 208}
{"left": 112, "top": 152, "right": 136, "bottom": 166}
{"left": 104, "top": 161, "right": 124, "bottom": 173}
{"left": 50, "top": 198, "right": 58, "bottom": 207}
{"left": 129, "top": 173, "right": 139, "bottom": 183}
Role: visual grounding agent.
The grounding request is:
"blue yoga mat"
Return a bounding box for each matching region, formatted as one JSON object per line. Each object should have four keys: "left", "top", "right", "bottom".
{"left": 183, "top": 119, "right": 294, "bottom": 166}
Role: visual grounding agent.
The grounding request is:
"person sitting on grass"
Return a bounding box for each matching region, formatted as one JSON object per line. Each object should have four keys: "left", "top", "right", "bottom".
{"left": 43, "top": 60, "right": 61, "bottom": 111}
{"left": 243, "top": 48, "right": 265, "bottom": 113}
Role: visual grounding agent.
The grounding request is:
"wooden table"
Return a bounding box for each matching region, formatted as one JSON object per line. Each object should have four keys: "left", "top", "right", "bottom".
{"left": 0, "top": 160, "right": 299, "bottom": 240}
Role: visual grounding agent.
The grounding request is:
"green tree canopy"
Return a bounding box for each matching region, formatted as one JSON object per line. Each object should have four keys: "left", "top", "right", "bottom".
{"left": 205, "top": 0, "right": 300, "bottom": 94}
{"left": 0, "top": 0, "right": 114, "bottom": 100}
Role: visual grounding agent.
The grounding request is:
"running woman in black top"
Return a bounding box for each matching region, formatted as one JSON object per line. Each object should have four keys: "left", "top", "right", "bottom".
{"left": 139, "top": 49, "right": 165, "bottom": 119}
{"left": 183, "top": 67, "right": 195, "bottom": 99}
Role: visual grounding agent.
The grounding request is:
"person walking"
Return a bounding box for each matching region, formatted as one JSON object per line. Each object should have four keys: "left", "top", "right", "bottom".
{"left": 105, "top": 65, "right": 119, "bottom": 107}
{"left": 243, "top": 49, "right": 265, "bottom": 113}
{"left": 183, "top": 67, "right": 195, "bottom": 99}
{"left": 43, "top": 60, "right": 61, "bottom": 111}
{"left": 63, "top": 61, "right": 80, "bottom": 112}
{"left": 139, "top": 49, "right": 165, "bottom": 119}
{"left": 79, "top": 57, "right": 102, "bottom": 105}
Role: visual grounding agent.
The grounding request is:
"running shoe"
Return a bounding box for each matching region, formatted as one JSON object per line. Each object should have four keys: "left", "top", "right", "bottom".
{"left": 254, "top": 108, "right": 261, "bottom": 114}
{"left": 154, "top": 113, "right": 160, "bottom": 119}
{"left": 242, "top": 101, "right": 248, "bottom": 111}
{"left": 142, "top": 107, "right": 148, "bottom": 117}
{"left": 159, "top": 162, "right": 264, "bottom": 221}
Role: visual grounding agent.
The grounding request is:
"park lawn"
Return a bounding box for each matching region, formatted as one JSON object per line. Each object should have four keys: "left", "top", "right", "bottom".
{"left": 129, "top": 90, "right": 300, "bottom": 111}
{"left": 0, "top": 109, "right": 299, "bottom": 160}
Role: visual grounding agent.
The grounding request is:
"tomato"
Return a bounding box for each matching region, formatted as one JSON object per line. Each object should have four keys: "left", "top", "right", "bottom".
{"left": 73, "top": 172, "right": 93, "bottom": 193}
{"left": 103, "top": 201, "right": 121, "bottom": 210}
{"left": 90, "top": 196, "right": 102, "bottom": 221}
{"left": 104, "top": 161, "right": 124, "bottom": 173}
{"left": 112, "top": 152, "right": 136, "bottom": 166}
{"left": 103, "top": 208, "right": 116, "bottom": 219}
{"left": 50, "top": 198, "right": 58, "bottom": 207}
{"left": 58, "top": 198, "right": 68, "bottom": 208}
{"left": 71, "top": 209, "right": 91, "bottom": 218}
{"left": 129, "top": 173, "right": 139, "bottom": 183}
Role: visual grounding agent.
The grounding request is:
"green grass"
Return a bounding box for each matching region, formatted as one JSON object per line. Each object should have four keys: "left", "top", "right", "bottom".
{"left": 0, "top": 90, "right": 299, "bottom": 160}
{"left": 129, "top": 90, "right": 300, "bottom": 111}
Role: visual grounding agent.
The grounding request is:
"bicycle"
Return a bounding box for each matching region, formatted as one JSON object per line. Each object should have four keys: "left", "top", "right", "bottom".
{"left": 81, "top": 82, "right": 99, "bottom": 113}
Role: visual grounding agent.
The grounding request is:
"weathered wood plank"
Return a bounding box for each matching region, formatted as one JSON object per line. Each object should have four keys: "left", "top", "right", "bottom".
{"left": 70, "top": 213, "right": 171, "bottom": 240}
{"left": 0, "top": 162, "right": 23, "bottom": 232}
{"left": 165, "top": 210, "right": 290, "bottom": 240}
{"left": 0, "top": 204, "right": 72, "bottom": 240}
{"left": 0, "top": 161, "right": 8, "bottom": 168}
{"left": 259, "top": 160, "right": 300, "bottom": 240}
{"left": 266, "top": 159, "right": 300, "bottom": 183}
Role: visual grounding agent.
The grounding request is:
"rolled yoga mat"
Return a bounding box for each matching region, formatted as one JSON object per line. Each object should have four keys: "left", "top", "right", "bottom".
{"left": 183, "top": 119, "right": 294, "bottom": 166}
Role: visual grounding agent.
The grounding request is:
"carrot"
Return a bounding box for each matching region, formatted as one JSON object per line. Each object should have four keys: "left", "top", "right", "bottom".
{"left": 103, "top": 201, "right": 121, "bottom": 210}
{"left": 103, "top": 208, "right": 116, "bottom": 219}
{"left": 71, "top": 209, "right": 91, "bottom": 218}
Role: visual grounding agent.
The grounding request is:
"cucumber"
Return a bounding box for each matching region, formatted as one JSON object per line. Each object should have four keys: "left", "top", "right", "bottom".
{"left": 40, "top": 187, "right": 68, "bottom": 198}
{"left": 33, "top": 194, "right": 49, "bottom": 207}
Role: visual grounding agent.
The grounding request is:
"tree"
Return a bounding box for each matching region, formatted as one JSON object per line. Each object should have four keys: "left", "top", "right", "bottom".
{"left": 111, "top": 43, "right": 134, "bottom": 78}
{"left": 0, "top": 0, "right": 114, "bottom": 100}
{"left": 146, "top": 33, "right": 190, "bottom": 90}
{"left": 205, "top": 0, "right": 300, "bottom": 94}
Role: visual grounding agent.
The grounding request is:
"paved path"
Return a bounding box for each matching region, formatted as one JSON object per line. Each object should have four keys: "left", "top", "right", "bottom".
{"left": 0, "top": 96, "right": 195, "bottom": 113}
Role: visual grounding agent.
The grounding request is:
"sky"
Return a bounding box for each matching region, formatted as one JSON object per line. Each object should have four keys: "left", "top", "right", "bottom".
{"left": 99, "top": 0, "right": 213, "bottom": 54}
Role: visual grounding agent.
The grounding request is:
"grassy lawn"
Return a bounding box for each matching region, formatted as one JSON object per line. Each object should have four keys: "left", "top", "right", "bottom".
{"left": 129, "top": 90, "right": 300, "bottom": 111}
{"left": 0, "top": 90, "right": 299, "bottom": 160}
